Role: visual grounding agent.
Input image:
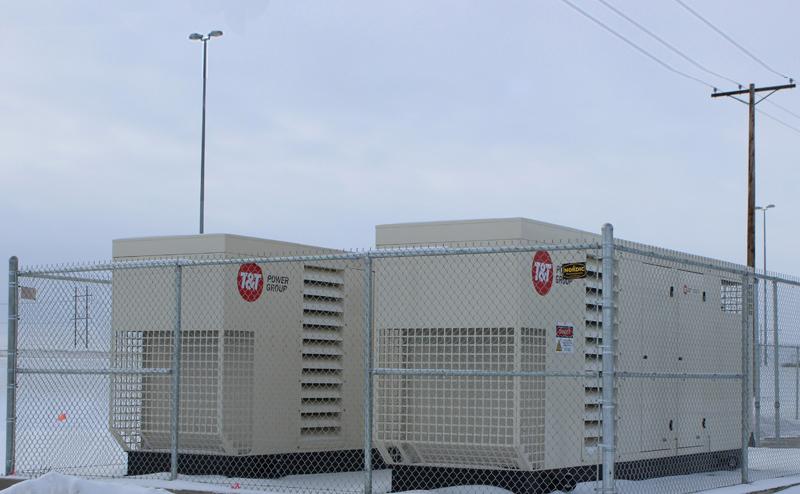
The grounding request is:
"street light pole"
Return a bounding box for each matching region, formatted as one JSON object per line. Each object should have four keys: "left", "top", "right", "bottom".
{"left": 756, "top": 204, "right": 775, "bottom": 365}
{"left": 189, "top": 30, "right": 223, "bottom": 234}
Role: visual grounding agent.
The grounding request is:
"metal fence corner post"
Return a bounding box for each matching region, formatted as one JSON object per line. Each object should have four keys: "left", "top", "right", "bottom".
{"left": 601, "top": 224, "right": 616, "bottom": 494}
{"left": 170, "top": 262, "right": 183, "bottom": 481}
{"left": 6, "top": 257, "right": 19, "bottom": 476}
{"left": 362, "top": 254, "right": 374, "bottom": 494}
{"left": 741, "top": 271, "right": 752, "bottom": 485}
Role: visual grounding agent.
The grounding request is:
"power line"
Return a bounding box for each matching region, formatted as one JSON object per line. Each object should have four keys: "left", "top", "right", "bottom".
{"left": 557, "top": 0, "right": 717, "bottom": 90}
{"left": 757, "top": 108, "right": 800, "bottom": 136}
{"left": 594, "top": 0, "right": 742, "bottom": 88}
{"left": 597, "top": 0, "right": 800, "bottom": 123}
{"left": 672, "top": 0, "right": 792, "bottom": 82}
{"left": 765, "top": 100, "right": 800, "bottom": 122}
{"left": 558, "top": 0, "right": 800, "bottom": 138}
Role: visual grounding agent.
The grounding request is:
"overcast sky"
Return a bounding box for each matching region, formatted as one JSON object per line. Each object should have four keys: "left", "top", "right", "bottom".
{"left": 1, "top": 0, "right": 798, "bottom": 281}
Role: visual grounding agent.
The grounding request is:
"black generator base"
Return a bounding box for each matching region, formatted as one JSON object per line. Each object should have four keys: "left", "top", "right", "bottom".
{"left": 127, "top": 448, "right": 386, "bottom": 478}
{"left": 391, "top": 449, "right": 742, "bottom": 494}
{"left": 391, "top": 464, "right": 593, "bottom": 494}
{"left": 129, "top": 448, "right": 740, "bottom": 493}
{"left": 615, "top": 448, "right": 741, "bottom": 480}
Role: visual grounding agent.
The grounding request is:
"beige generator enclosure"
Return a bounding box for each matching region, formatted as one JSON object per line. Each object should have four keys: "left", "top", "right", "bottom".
{"left": 108, "top": 234, "right": 365, "bottom": 458}
{"left": 371, "top": 218, "right": 743, "bottom": 475}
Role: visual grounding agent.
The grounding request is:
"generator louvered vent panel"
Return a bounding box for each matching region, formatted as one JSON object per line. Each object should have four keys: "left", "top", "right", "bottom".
{"left": 375, "top": 327, "right": 546, "bottom": 471}
{"left": 301, "top": 265, "right": 345, "bottom": 442}
{"left": 583, "top": 255, "right": 603, "bottom": 459}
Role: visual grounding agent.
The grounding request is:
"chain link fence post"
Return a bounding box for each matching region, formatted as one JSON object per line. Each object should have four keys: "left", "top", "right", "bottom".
{"left": 170, "top": 262, "right": 183, "bottom": 480}
{"left": 6, "top": 257, "right": 18, "bottom": 476}
{"left": 601, "top": 224, "right": 616, "bottom": 494}
{"left": 362, "top": 254, "right": 374, "bottom": 494}
{"left": 740, "top": 271, "right": 751, "bottom": 485}
{"left": 772, "top": 280, "right": 780, "bottom": 439}
{"left": 795, "top": 345, "right": 799, "bottom": 421}
{"left": 753, "top": 278, "right": 761, "bottom": 446}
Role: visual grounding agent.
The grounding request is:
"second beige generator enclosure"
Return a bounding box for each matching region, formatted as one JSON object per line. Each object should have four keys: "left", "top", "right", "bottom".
{"left": 371, "top": 218, "right": 742, "bottom": 475}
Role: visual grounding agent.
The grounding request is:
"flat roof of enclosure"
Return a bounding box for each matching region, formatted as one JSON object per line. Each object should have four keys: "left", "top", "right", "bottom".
{"left": 113, "top": 233, "right": 337, "bottom": 259}
{"left": 376, "top": 217, "right": 598, "bottom": 248}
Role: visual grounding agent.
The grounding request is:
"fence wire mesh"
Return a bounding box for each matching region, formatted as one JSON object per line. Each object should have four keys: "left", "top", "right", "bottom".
{"left": 371, "top": 245, "right": 604, "bottom": 494}
{"left": 750, "top": 274, "right": 800, "bottom": 485}
{"left": 7, "top": 232, "right": 800, "bottom": 494}
{"left": 12, "top": 265, "right": 173, "bottom": 480}
{"left": 613, "top": 241, "right": 748, "bottom": 494}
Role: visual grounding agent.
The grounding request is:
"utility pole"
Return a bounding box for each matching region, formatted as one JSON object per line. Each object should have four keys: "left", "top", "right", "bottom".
{"left": 713, "top": 83, "right": 793, "bottom": 447}
{"left": 711, "top": 82, "right": 794, "bottom": 269}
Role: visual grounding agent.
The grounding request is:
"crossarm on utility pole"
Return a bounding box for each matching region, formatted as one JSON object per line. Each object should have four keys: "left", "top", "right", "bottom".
{"left": 711, "top": 83, "right": 795, "bottom": 98}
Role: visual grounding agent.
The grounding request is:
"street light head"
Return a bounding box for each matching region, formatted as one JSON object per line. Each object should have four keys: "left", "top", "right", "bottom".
{"left": 208, "top": 30, "right": 223, "bottom": 38}
{"left": 189, "top": 33, "right": 204, "bottom": 40}
{"left": 766, "top": 204, "right": 776, "bottom": 209}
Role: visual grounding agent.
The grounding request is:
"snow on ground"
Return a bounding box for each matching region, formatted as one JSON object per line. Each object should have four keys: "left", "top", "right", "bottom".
{"left": 4, "top": 357, "right": 800, "bottom": 493}
{"left": 2, "top": 472, "right": 170, "bottom": 493}
{"left": 6, "top": 473, "right": 800, "bottom": 494}
{"left": 117, "top": 447, "right": 800, "bottom": 494}
{"left": 6, "top": 467, "right": 800, "bottom": 494}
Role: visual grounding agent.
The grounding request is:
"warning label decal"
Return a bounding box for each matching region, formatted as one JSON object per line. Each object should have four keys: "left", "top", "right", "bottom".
{"left": 555, "top": 322, "right": 574, "bottom": 353}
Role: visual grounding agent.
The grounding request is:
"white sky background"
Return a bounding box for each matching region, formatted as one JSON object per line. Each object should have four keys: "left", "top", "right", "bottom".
{"left": 1, "top": 1, "right": 799, "bottom": 284}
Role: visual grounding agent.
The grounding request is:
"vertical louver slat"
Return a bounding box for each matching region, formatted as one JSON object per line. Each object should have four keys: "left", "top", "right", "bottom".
{"left": 301, "top": 265, "right": 345, "bottom": 441}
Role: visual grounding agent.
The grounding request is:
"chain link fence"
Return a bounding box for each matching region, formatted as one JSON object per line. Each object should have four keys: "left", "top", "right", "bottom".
{"left": 370, "top": 241, "right": 607, "bottom": 494}
{"left": 6, "top": 225, "right": 800, "bottom": 493}
{"left": 612, "top": 240, "right": 750, "bottom": 494}
{"left": 750, "top": 274, "right": 800, "bottom": 485}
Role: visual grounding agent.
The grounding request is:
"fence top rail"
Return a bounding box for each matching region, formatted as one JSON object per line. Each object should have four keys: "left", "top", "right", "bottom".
{"left": 753, "top": 271, "right": 800, "bottom": 288}
{"left": 14, "top": 241, "right": 603, "bottom": 276}
{"left": 756, "top": 343, "right": 800, "bottom": 351}
{"left": 615, "top": 239, "right": 800, "bottom": 287}
{"left": 614, "top": 241, "right": 750, "bottom": 277}
{"left": 367, "top": 241, "right": 601, "bottom": 259}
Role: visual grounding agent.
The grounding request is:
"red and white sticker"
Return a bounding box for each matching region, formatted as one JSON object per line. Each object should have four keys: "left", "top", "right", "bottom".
{"left": 555, "top": 322, "right": 575, "bottom": 353}
{"left": 237, "top": 263, "right": 264, "bottom": 302}
{"left": 531, "top": 250, "right": 554, "bottom": 296}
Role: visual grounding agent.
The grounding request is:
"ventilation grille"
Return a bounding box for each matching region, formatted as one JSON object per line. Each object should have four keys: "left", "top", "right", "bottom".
{"left": 519, "top": 327, "right": 547, "bottom": 469}
{"left": 222, "top": 330, "right": 254, "bottom": 454}
{"left": 375, "top": 327, "right": 546, "bottom": 470}
{"left": 583, "top": 255, "right": 604, "bottom": 459}
{"left": 301, "top": 265, "right": 345, "bottom": 441}
{"left": 112, "top": 330, "right": 225, "bottom": 453}
{"left": 110, "top": 330, "right": 145, "bottom": 451}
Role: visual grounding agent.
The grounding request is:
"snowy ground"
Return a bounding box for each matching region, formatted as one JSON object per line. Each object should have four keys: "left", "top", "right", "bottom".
{"left": 4, "top": 354, "right": 800, "bottom": 493}
{"left": 6, "top": 471, "right": 800, "bottom": 494}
